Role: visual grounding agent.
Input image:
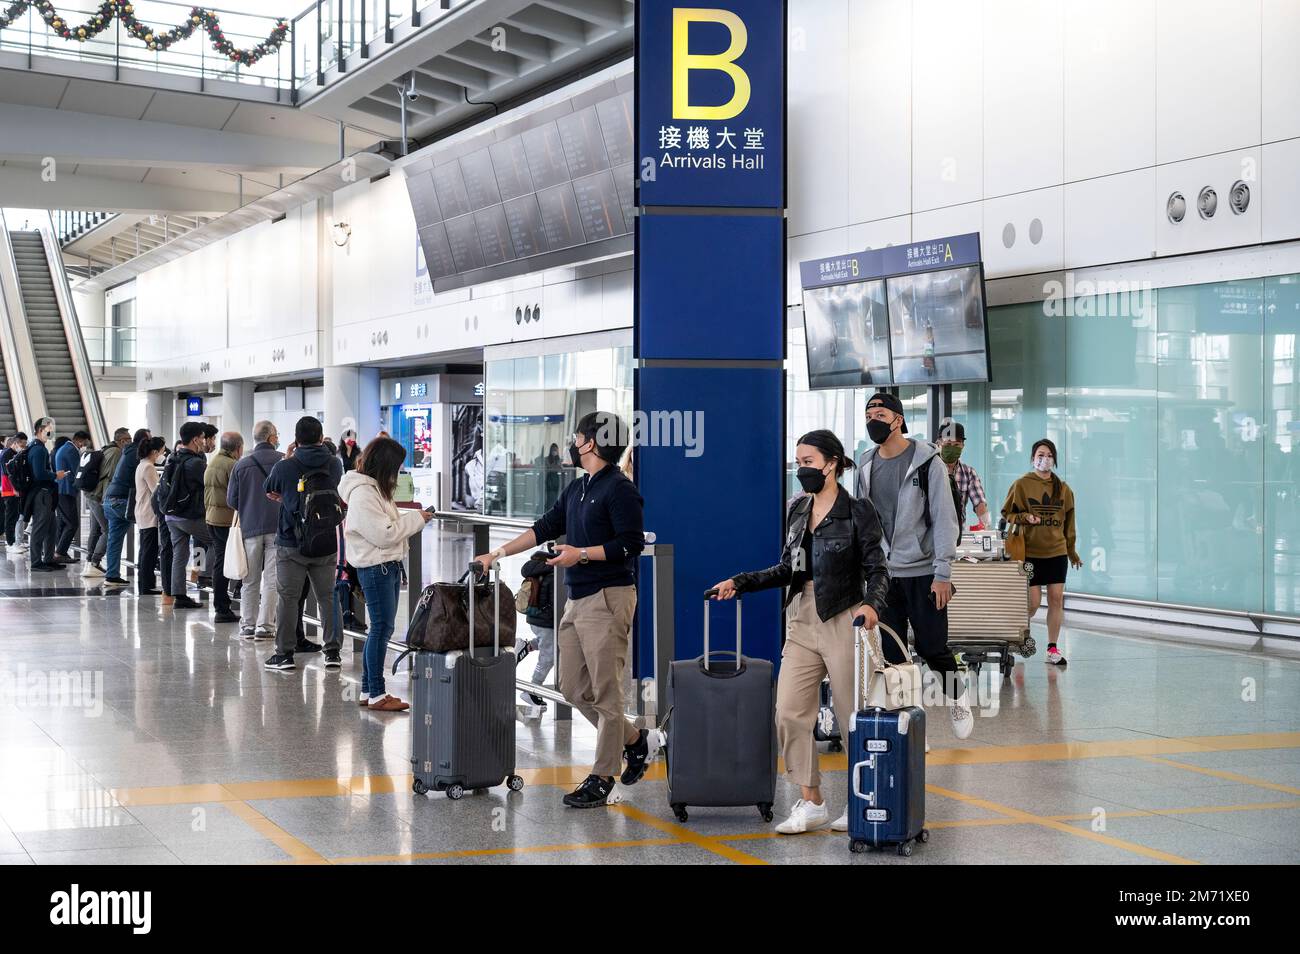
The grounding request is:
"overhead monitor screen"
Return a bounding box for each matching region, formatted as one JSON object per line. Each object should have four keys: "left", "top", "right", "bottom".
{"left": 801, "top": 279, "right": 892, "bottom": 390}
{"left": 405, "top": 88, "right": 634, "bottom": 282}
{"left": 885, "top": 265, "right": 989, "bottom": 384}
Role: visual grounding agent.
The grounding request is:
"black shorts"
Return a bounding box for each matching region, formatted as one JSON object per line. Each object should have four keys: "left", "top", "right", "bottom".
{"left": 1028, "top": 554, "right": 1068, "bottom": 587}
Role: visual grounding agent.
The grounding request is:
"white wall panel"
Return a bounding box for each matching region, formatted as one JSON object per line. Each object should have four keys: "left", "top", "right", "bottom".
{"left": 1154, "top": 149, "right": 1263, "bottom": 256}
{"left": 1155, "top": 0, "right": 1262, "bottom": 164}
{"left": 1063, "top": 0, "right": 1156, "bottom": 180}
{"left": 1064, "top": 168, "right": 1157, "bottom": 268}
{"left": 983, "top": 187, "right": 1064, "bottom": 278}
{"left": 847, "top": 0, "right": 912, "bottom": 224}
{"left": 911, "top": 0, "right": 983, "bottom": 211}
{"left": 847, "top": 215, "right": 912, "bottom": 251}
{"left": 983, "top": 0, "right": 1063, "bottom": 198}
{"left": 787, "top": 0, "right": 850, "bottom": 236}
{"left": 1263, "top": 0, "right": 1300, "bottom": 142}
{"left": 1263, "top": 139, "right": 1300, "bottom": 244}
{"left": 912, "top": 202, "right": 983, "bottom": 247}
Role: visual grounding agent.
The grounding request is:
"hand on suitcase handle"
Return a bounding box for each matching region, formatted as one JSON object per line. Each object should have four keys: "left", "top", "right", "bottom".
{"left": 706, "top": 579, "right": 737, "bottom": 600}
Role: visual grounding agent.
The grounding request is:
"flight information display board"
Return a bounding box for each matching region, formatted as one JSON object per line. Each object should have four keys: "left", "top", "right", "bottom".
{"left": 406, "top": 89, "right": 634, "bottom": 282}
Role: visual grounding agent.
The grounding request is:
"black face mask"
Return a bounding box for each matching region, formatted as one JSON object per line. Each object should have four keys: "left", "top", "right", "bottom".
{"left": 568, "top": 440, "right": 585, "bottom": 468}
{"left": 867, "top": 418, "right": 895, "bottom": 445}
{"left": 796, "top": 466, "right": 829, "bottom": 494}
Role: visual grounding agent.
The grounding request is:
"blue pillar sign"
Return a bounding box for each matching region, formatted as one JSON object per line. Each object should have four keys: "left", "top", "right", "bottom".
{"left": 635, "top": 0, "right": 787, "bottom": 674}
{"left": 637, "top": 1, "right": 785, "bottom": 208}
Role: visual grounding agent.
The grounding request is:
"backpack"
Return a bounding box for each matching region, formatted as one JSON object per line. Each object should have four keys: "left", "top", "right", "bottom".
{"left": 5, "top": 448, "right": 34, "bottom": 495}
{"left": 158, "top": 454, "right": 187, "bottom": 517}
{"left": 293, "top": 464, "right": 343, "bottom": 558}
{"left": 76, "top": 448, "right": 105, "bottom": 492}
{"left": 917, "top": 458, "right": 964, "bottom": 547}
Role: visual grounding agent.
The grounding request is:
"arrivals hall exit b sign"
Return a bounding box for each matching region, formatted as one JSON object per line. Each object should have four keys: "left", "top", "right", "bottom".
{"left": 637, "top": 1, "right": 786, "bottom": 209}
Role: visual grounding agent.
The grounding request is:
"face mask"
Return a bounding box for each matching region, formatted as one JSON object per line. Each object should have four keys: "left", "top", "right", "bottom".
{"left": 568, "top": 440, "right": 585, "bottom": 468}
{"left": 866, "top": 418, "right": 894, "bottom": 445}
{"left": 796, "top": 466, "right": 830, "bottom": 494}
{"left": 1033, "top": 456, "right": 1054, "bottom": 473}
{"left": 940, "top": 444, "right": 963, "bottom": 465}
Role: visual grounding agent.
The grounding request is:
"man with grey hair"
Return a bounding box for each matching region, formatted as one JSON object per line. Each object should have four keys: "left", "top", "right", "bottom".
{"left": 227, "top": 420, "right": 284, "bottom": 638}
{"left": 205, "top": 430, "right": 243, "bottom": 624}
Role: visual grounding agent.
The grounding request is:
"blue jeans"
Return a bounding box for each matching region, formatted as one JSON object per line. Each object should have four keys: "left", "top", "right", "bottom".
{"left": 104, "top": 496, "right": 130, "bottom": 578}
{"left": 357, "top": 561, "right": 402, "bottom": 698}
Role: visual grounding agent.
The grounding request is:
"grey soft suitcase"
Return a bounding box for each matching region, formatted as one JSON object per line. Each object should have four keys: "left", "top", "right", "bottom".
{"left": 664, "top": 592, "right": 777, "bottom": 824}
{"left": 408, "top": 562, "right": 524, "bottom": 800}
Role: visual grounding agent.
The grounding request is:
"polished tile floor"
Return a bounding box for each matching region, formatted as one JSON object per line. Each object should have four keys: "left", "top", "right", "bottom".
{"left": 1, "top": 537, "right": 1299, "bottom": 865}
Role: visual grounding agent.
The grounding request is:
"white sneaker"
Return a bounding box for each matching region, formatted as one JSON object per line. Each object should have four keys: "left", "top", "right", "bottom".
{"left": 775, "top": 798, "right": 830, "bottom": 835}
{"left": 1046, "top": 646, "right": 1068, "bottom": 665}
{"left": 12, "top": 544, "right": 27, "bottom": 554}
{"left": 831, "top": 810, "right": 849, "bottom": 832}
{"left": 925, "top": 740, "right": 931, "bottom": 753}
{"left": 81, "top": 563, "right": 105, "bottom": 578}
{"left": 950, "top": 687, "right": 975, "bottom": 740}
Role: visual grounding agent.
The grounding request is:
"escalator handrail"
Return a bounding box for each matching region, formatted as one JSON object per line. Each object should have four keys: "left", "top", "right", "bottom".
{"left": 36, "top": 212, "right": 108, "bottom": 448}
{"left": 0, "top": 212, "right": 37, "bottom": 429}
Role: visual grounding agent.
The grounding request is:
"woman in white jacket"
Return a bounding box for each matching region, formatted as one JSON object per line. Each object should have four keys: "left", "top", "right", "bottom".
{"left": 339, "top": 436, "right": 432, "bottom": 712}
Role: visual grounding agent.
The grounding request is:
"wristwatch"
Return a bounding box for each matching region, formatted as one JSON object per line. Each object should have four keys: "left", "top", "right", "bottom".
{"left": 579, "top": 548, "right": 590, "bottom": 565}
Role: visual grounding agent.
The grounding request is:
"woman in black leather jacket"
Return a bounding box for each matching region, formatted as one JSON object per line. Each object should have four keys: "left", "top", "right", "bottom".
{"left": 711, "top": 429, "right": 888, "bottom": 836}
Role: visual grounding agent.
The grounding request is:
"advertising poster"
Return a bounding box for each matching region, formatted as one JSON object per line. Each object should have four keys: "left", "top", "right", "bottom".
{"left": 451, "top": 404, "right": 485, "bottom": 511}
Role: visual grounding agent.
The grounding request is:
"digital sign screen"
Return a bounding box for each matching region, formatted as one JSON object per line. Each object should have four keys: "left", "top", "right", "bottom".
{"left": 801, "top": 280, "right": 892, "bottom": 390}
{"left": 885, "top": 265, "right": 990, "bottom": 385}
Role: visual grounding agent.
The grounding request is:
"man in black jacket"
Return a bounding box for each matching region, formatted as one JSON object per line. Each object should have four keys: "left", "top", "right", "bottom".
{"left": 164, "top": 421, "right": 211, "bottom": 609}
{"left": 473, "top": 411, "right": 649, "bottom": 809}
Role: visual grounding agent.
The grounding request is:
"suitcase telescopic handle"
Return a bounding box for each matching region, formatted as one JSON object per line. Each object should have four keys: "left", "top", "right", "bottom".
{"left": 466, "top": 560, "right": 502, "bottom": 659}
{"left": 702, "top": 589, "right": 741, "bottom": 672}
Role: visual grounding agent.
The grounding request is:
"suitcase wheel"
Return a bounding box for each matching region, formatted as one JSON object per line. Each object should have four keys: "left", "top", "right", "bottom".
{"left": 412, "top": 779, "right": 428, "bottom": 796}
{"left": 758, "top": 803, "right": 774, "bottom": 823}
{"left": 671, "top": 804, "right": 688, "bottom": 823}
{"left": 849, "top": 840, "right": 867, "bottom": 854}
{"left": 917, "top": 828, "right": 930, "bottom": 844}
{"left": 829, "top": 739, "right": 843, "bottom": 753}
{"left": 446, "top": 783, "right": 465, "bottom": 800}
{"left": 897, "top": 842, "right": 913, "bottom": 857}
{"left": 507, "top": 775, "right": 525, "bottom": 792}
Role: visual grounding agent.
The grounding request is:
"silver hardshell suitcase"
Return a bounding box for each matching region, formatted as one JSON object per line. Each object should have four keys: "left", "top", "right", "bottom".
{"left": 409, "top": 561, "right": 524, "bottom": 799}
{"left": 947, "top": 558, "right": 1036, "bottom": 678}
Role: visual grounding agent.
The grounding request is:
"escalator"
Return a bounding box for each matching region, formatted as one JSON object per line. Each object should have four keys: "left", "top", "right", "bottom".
{"left": 9, "top": 231, "right": 90, "bottom": 437}
{"left": 0, "top": 339, "right": 15, "bottom": 436}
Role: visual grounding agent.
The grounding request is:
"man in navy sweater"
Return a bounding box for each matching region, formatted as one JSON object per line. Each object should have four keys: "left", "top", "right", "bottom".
{"left": 26, "top": 417, "right": 65, "bottom": 571}
{"left": 53, "top": 430, "right": 90, "bottom": 563}
{"left": 473, "top": 411, "right": 649, "bottom": 808}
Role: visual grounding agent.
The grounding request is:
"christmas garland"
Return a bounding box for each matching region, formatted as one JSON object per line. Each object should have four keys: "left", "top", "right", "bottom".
{"left": 0, "top": 1, "right": 290, "bottom": 67}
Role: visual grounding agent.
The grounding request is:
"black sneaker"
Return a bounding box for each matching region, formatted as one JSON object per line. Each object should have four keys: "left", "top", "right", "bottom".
{"left": 324, "top": 650, "right": 342, "bottom": 669}
{"left": 294, "top": 639, "right": 323, "bottom": 654}
{"left": 137, "top": 588, "right": 161, "bottom": 596}
{"left": 31, "top": 563, "right": 58, "bottom": 572}
{"left": 264, "top": 653, "right": 295, "bottom": 671}
{"left": 621, "top": 728, "right": 652, "bottom": 786}
{"left": 562, "top": 774, "right": 614, "bottom": 808}
{"left": 173, "top": 595, "right": 202, "bottom": 608}
{"left": 104, "top": 577, "right": 129, "bottom": 588}
{"left": 213, "top": 611, "right": 240, "bottom": 624}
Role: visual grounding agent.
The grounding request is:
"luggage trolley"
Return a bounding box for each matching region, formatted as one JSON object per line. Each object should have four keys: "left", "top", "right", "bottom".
{"left": 946, "top": 539, "right": 1038, "bottom": 679}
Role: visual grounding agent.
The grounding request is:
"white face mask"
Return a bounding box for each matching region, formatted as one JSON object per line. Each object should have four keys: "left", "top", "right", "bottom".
{"left": 1033, "top": 456, "right": 1054, "bottom": 473}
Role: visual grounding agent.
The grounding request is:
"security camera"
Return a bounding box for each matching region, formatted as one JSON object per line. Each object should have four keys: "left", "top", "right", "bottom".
{"left": 402, "top": 73, "right": 419, "bottom": 103}
{"left": 406, "top": 89, "right": 421, "bottom": 103}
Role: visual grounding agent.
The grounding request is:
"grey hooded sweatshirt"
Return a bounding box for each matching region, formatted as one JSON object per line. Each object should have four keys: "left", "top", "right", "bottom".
{"left": 856, "top": 438, "right": 959, "bottom": 582}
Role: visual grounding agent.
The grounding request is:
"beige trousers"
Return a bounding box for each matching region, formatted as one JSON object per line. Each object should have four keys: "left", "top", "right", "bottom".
{"left": 776, "top": 583, "right": 858, "bottom": 788}
{"left": 557, "top": 584, "right": 641, "bottom": 777}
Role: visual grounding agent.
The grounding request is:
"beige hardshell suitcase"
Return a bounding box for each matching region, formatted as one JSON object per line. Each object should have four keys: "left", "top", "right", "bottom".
{"left": 947, "top": 558, "right": 1037, "bottom": 677}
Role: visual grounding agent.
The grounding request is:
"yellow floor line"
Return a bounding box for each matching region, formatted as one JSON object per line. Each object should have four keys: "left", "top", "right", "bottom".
{"left": 1046, "top": 801, "right": 1300, "bottom": 822}
{"left": 99, "top": 730, "right": 1300, "bottom": 810}
{"left": 926, "top": 784, "right": 1201, "bottom": 865}
{"left": 1137, "top": 756, "right": 1300, "bottom": 797}
{"left": 330, "top": 837, "right": 681, "bottom": 865}
{"left": 612, "top": 804, "right": 769, "bottom": 865}
{"left": 224, "top": 800, "right": 330, "bottom": 865}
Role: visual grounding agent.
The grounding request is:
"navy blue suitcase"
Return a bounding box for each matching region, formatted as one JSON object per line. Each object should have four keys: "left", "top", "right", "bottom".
{"left": 846, "top": 626, "right": 929, "bottom": 856}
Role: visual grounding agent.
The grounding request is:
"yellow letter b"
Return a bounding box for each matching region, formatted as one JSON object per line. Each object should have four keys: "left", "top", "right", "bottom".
{"left": 672, "top": 8, "right": 751, "bottom": 120}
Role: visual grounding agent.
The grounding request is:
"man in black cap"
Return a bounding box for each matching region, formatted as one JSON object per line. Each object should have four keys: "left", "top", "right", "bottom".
{"left": 856, "top": 392, "right": 973, "bottom": 740}
{"left": 937, "top": 420, "right": 990, "bottom": 529}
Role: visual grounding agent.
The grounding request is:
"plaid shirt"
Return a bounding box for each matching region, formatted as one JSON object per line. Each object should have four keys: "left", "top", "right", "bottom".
{"left": 951, "top": 461, "right": 986, "bottom": 524}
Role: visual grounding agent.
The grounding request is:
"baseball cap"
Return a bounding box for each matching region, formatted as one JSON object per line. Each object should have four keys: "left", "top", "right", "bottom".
{"left": 866, "top": 392, "right": 908, "bottom": 433}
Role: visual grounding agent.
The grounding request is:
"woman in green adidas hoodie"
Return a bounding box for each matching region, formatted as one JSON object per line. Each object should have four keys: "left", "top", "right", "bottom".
{"left": 1001, "top": 438, "right": 1081, "bottom": 666}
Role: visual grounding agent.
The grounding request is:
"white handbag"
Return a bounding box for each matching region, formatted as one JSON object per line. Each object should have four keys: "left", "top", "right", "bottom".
{"left": 223, "top": 513, "right": 248, "bottom": 580}
{"left": 857, "top": 622, "right": 924, "bottom": 711}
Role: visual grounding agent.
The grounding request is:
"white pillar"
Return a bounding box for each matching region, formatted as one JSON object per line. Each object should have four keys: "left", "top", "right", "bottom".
{"left": 220, "top": 380, "right": 256, "bottom": 448}
{"left": 323, "top": 366, "right": 380, "bottom": 445}
{"left": 146, "top": 390, "right": 172, "bottom": 441}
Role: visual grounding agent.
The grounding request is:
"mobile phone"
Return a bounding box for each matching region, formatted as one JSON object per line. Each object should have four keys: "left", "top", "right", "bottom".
{"left": 423, "top": 504, "right": 437, "bottom": 514}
